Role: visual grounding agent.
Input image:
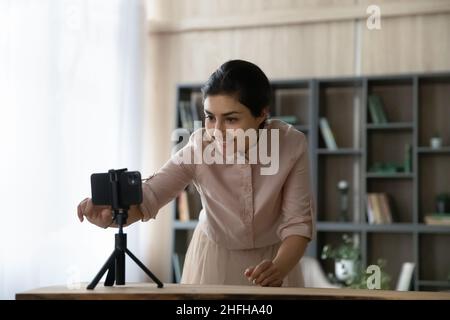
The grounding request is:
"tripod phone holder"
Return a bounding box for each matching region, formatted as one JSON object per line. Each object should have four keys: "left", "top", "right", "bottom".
{"left": 87, "top": 169, "right": 163, "bottom": 290}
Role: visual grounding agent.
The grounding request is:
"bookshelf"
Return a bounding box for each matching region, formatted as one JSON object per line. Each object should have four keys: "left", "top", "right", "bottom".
{"left": 172, "top": 73, "right": 450, "bottom": 291}
{"left": 170, "top": 84, "right": 202, "bottom": 282}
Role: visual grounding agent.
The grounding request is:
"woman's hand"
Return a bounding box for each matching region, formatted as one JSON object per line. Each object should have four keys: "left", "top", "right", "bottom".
{"left": 77, "top": 198, "right": 113, "bottom": 228}
{"left": 244, "top": 259, "right": 286, "bottom": 287}
{"left": 244, "top": 236, "right": 309, "bottom": 287}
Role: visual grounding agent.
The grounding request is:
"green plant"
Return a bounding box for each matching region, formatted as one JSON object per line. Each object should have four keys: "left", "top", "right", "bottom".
{"left": 432, "top": 132, "right": 441, "bottom": 138}
{"left": 321, "top": 234, "right": 360, "bottom": 261}
{"left": 436, "top": 193, "right": 450, "bottom": 201}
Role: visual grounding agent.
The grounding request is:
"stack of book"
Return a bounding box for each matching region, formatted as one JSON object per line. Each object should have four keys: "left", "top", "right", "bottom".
{"left": 367, "top": 193, "right": 393, "bottom": 224}
{"left": 424, "top": 213, "right": 450, "bottom": 226}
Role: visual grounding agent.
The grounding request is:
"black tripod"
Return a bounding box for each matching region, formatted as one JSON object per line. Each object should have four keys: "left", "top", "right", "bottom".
{"left": 87, "top": 170, "right": 163, "bottom": 290}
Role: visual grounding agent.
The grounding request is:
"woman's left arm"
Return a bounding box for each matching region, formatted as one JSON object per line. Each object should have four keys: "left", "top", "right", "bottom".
{"left": 245, "top": 235, "right": 308, "bottom": 286}
{"left": 245, "top": 132, "right": 315, "bottom": 286}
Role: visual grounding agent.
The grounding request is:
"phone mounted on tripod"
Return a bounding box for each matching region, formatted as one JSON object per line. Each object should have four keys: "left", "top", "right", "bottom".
{"left": 87, "top": 168, "right": 163, "bottom": 290}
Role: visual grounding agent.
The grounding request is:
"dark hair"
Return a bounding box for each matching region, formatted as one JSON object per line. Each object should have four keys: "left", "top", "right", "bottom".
{"left": 201, "top": 60, "right": 271, "bottom": 124}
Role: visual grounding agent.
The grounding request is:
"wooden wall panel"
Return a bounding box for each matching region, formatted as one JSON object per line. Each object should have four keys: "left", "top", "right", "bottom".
{"left": 361, "top": 14, "right": 450, "bottom": 75}
{"left": 169, "top": 0, "right": 356, "bottom": 21}
{"left": 165, "top": 21, "right": 355, "bottom": 83}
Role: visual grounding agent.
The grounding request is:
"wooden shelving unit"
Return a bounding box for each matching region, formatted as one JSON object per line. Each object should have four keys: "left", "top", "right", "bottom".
{"left": 172, "top": 73, "right": 450, "bottom": 291}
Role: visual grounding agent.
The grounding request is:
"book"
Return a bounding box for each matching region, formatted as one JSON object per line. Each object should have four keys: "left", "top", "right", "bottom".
{"left": 172, "top": 253, "right": 182, "bottom": 283}
{"left": 319, "top": 118, "right": 338, "bottom": 150}
{"left": 372, "top": 193, "right": 383, "bottom": 224}
{"left": 424, "top": 213, "right": 450, "bottom": 226}
{"left": 190, "top": 91, "right": 203, "bottom": 122}
{"left": 179, "top": 101, "right": 193, "bottom": 130}
{"left": 378, "top": 193, "right": 393, "bottom": 224}
{"left": 367, "top": 193, "right": 393, "bottom": 224}
{"left": 368, "top": 94, "right": 388, "bottom": 124}
{"left": 367, "top": 194, "right": 376, "bottom": 224}
{"left": 396, "top": 262, "right": 415, "bottom": 291}
{"left": 368, "top": 95, "right": 381, "bottom": 124}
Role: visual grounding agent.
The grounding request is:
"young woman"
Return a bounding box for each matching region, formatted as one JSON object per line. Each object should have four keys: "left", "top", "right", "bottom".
{"left": 77, "top": 60, "right": 315, "bottom": 287}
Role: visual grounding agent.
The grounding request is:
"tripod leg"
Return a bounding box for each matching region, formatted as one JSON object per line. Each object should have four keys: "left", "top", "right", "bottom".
{"left": 125, "top": 248, "right": 164, "bottom": 288}
{"left": 104, "top": 259, "right": 116, "bottom": 286}
{"left": 115, "top": 231, "right": 126, "bottom": 285}
{"left": 87, "top": 250, "right": 117, "bottom": 290}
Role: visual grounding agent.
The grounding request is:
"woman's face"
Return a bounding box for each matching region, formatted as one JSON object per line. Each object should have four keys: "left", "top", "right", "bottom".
{"left": 203, "top": 94, "right": 267, "bottom": 153}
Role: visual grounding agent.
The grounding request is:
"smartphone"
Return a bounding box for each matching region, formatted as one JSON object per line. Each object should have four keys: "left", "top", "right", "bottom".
{"left": 90, "top": 169, "right": 142, "bottom": 207}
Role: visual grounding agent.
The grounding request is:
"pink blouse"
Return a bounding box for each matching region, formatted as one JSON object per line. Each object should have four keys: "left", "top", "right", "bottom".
{"left": 139, "top": 119, "right": 316, "bottom": 250}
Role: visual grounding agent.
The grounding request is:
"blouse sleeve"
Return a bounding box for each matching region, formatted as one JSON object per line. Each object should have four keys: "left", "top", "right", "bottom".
{"left": 139, "top": 130, "right": 200, "bottom": 221}
{"left": 277, "top": 133, "right": 316, "bottom": 241}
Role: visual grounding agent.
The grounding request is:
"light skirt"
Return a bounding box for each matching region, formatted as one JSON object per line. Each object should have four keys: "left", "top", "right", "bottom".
{"left": 181, "top": 224, "right": 304, "bottom": 287}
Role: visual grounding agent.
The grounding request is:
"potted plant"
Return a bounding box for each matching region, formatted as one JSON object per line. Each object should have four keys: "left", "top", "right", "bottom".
{"left": 321, "top": 234, "right": 360, "bottom": 285}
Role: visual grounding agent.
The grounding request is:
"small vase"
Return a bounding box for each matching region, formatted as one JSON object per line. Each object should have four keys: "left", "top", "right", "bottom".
{"left": 436, "top": 199, "right": 449, "bottom": 213}
{"left": 335, "top": 259, "right": 355, "bottom": 282}
{"left": 430, "top": 137, "right": 442, "bottom": 149}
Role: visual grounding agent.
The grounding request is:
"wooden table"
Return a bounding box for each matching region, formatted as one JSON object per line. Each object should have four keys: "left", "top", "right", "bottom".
{"left": 16, "top": 283, "right": 450, "bottom": 300}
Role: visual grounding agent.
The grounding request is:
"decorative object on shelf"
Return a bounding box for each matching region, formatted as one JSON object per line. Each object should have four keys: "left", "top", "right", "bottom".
{"left": 319, "top": 117, "right": 338, "bottom": 150}
{"left": 335, "top": 259, "right": 355, "bottom": 283}
{"left": 337, "top": 180, "right": 349, "bottom": 222}
{"left": 435, "top": 193, "right": 450, "bottom": 213}
{"left": 321, "top": 234, "right": 360, "bottom": 285}
{"left": 430, "top": 133, "right": 443, "bottom": 149}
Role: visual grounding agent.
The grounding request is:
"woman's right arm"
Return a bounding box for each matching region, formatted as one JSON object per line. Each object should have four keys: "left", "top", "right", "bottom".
{"left": 77, "top": 130, "right": 200, "bottom": 228}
